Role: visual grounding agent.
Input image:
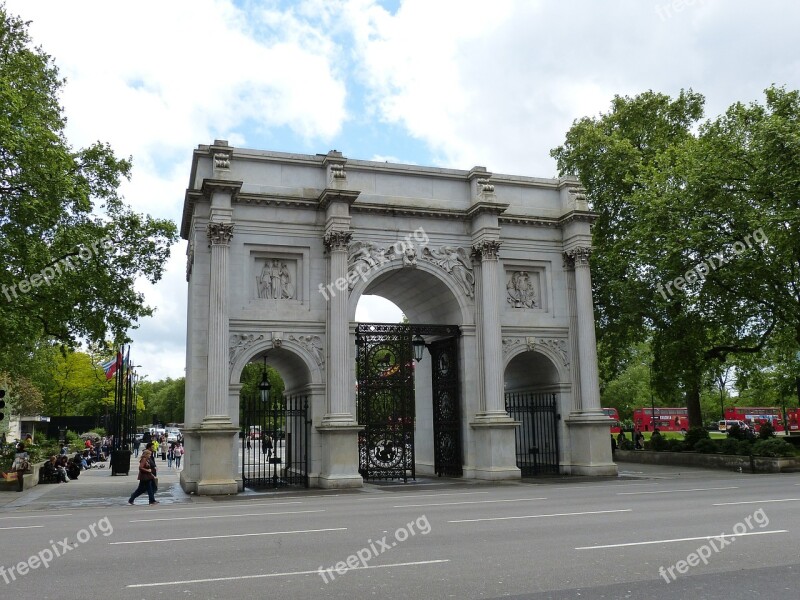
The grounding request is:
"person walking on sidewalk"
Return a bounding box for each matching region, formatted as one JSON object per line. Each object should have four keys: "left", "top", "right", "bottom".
{"left": 12, "top": 443, "right": 30, "bottom": 492}
{"left": 174, "top": 442, "right": 184, "bottom": 469}
{"left": 128, "top": 449, "right": 158, "bottom": 505}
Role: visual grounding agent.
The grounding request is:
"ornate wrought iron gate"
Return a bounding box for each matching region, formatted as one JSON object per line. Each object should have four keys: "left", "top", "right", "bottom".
{"left": 430, "top": 337, "right": 462, "bottom": 476}
{"left": 356, "top": 324, "right": 415, "bottom": 481}
{"left": 241, "top": 393, "right": 310, "bottom": 489}
{"left": 356, "top": 323, "right": 461, "bottom": 481}
{"left": 505, "top": 391, "right": 560, "bottom": 476}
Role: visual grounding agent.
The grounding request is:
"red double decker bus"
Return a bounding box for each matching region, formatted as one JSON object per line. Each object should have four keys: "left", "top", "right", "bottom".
{"left": 602, "top": 407, "right": 621, "bottom": 434}
{"left": 633, "top": 407, "right": 688, "bottom": 432}
{"left": 724, "top": 407, "right": 785, "bottom": 433}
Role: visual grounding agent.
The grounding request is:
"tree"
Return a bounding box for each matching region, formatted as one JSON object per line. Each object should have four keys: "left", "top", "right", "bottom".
{"left": 0, "top": 6, "right": 178, "bottom": 372}
{"left": 552, "top": 87, "right": 800, "bottom": 427}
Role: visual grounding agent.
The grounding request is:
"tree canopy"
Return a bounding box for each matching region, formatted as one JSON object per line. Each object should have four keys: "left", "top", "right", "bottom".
{"left": 552, "top": 87, "right": 800, "bottom": 426}
{"left": 0, "top": 6, "right": 178, "bottom": 372}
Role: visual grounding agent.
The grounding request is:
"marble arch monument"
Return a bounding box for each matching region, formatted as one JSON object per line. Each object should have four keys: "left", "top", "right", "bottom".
{"left": 179, "top": 141, "right": 617, "bottom": 495}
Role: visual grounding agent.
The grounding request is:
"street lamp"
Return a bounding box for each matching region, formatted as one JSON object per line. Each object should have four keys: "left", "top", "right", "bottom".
{"left": 259, "top": 357, "right": 271, "bottom": 404}
{"left": 412, "top": 334, "right": 426, "bottom": 362}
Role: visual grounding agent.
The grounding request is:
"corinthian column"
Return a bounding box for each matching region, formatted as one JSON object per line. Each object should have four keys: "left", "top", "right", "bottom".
{"left": 205, "top": 221, "right": 234, "bottom": 421}
{"left": 323, "top": 230, "right": 354, "bottom": 423}
{"left": 565, "top": 247, "right": 602, "bottom": 414}
{"left": 474, "top": 240, "right": 507, "bottom": 416}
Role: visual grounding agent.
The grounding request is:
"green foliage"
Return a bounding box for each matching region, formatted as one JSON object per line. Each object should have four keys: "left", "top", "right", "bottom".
{"left": 736, "top": 440, "right": 754, "bottom": 456}
{"left": 751, "top": 438, "right": 796, "bottom": 457}
{"left": 648, "top": 434, "right": 669, "bottom": 451}
{"left": 727, "top": 424, "right": 752, "bottom": 441}
{"left": 141, "top": 377, "right": 186, "bottom": 425}
{"left": 0, "top": 6, "right": 178, "bottom": 373}
{"left": 684, "top": 427, "right": 711, "bottom": 449}
{"left": 551, "top": 86, "right": 800, "bottom": 429}
{"left": 693, "top": 438, "right": 718, "bottom": 454}
{"left": 719, "top": 438, "right": 740, "bottom": 455}
{"left": 757, "top": 422, "right": 776, "bottom": 439}
{"left": 664, "top": 438, "right": 685, "bottom": 452}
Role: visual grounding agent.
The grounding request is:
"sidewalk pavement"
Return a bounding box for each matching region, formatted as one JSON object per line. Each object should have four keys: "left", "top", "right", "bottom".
{"left": 0, "top": 456, "right": 747, "bottom": 513}
{"left": 0, "top": 452, "right": 192, "bottom": 512}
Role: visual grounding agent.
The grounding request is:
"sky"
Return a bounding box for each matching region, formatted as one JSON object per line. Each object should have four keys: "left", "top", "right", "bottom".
{"left": 5, "top": 0, "right": 799, "bottom": 382}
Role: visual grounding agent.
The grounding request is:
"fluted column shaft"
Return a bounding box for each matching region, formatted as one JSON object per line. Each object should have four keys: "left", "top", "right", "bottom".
{"left": 325, "top": 231, "right": 354, "bottom": 421}
{"left": 206, "top": 222, "right": 234, "bottom": 419}
{"left": 569, "top": 248, "right": 602, "bottom": 413}
{"left": 476, "top": 241, "right": 506, "bottom": 414}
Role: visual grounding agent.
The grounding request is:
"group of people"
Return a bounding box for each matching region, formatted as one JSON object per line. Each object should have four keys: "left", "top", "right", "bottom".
{"left": 41, "top": 454, "right": 81, "bottom": 483}
{"left": 134, "top": 432, "right": 184, "bottom": 469}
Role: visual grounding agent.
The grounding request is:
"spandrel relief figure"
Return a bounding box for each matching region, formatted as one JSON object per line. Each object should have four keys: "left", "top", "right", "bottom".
{"left": 423, "top": 246, "right": 475, "bottom": 298}
{"left": 507, "top": 271, "right": 538, "bottom": 308}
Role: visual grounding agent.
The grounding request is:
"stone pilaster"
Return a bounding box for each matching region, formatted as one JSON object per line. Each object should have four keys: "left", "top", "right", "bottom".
{"left": 565, "top": 247, "right": 602, "bottom": 415}
{"left": 322, "top": 230, "right": 354, "bottom": 423}
{"left": 473, "top": 240, "right": 507, "bottom": 418}
{"left": 563, "top": 246, "right": 616, "bottom": 476}
{"left": 205, "top": 221, "right": 234, "bottom": 421}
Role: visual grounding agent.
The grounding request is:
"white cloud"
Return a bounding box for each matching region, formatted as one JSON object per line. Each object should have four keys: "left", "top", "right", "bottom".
{"left": 6, "top": 0, "right": 799, "bottom": 383}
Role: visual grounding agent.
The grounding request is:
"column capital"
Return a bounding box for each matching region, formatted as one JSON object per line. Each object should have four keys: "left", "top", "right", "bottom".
{"left": 324, "top": 230, "right": 353, "bottom": 252}
{"left": 564, "top": 246, "right": 592, "bottom": 268}
{"left": 472, "top": 240, "right": 502, "bottom": 260}
{"left": 207, "top": 222, "right": 234, "bottom": 246}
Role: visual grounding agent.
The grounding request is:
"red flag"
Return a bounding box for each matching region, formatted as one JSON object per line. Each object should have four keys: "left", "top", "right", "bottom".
{"left": 101, "top": 352, "right": 122, "bottom": 380}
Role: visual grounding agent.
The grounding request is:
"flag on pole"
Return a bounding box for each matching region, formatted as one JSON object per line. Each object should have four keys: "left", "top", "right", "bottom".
{"left": 101, "top": 352, "right": 123, "bottom": 380}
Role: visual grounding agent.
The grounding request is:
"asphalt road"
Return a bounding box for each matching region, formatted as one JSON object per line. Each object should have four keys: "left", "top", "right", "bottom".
{"left": 1, "top": 462, "right": 798, "bottom": 599}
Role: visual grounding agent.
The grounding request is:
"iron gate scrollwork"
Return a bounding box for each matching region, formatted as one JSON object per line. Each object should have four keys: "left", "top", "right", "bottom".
{"left": 356, "top": 324, "right": 415, "bottom": 481}
{"left": 356, "top": 323, "right": 461, "bottom": 482}
{"left": 430, "top": 337, "right": 462, "bottom": 476}
{"left": 241, "top": 393, "right": 310, "bottom": 488}
{"left": 505, "top": 392, "right": 560, "bottom": 476}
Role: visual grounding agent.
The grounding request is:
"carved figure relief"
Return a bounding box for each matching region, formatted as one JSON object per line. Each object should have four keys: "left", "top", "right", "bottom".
{"left": 289, "top": 334, "right": 325, "bottom": 368}
{"left": 257, "top": 259, "right": 295, "bottom": 299}
{"left": 507, "top": 271, "right": 538, "bottom": 308}
{"left": 422, "top": 246, "right": 475, "bottom": 298}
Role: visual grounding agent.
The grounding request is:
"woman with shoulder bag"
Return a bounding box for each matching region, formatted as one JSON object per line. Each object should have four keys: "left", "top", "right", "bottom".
{"left": 128, "top": 449, "right": 158, "bottom": 505}
{"left": 12, "top": 443, "right": 30, "bottom": 492}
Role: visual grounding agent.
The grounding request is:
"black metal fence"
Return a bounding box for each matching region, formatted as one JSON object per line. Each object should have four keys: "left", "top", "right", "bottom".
{"left": 241, "top": 393, "right": 310, "bottom": 489}
{"left": 505, "top": 392, "right": 560, "bottom": 476}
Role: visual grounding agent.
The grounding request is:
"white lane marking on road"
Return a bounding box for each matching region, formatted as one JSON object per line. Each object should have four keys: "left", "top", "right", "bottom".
{"left": 359, "top": 491, "right": 490, "bottom": 501}
{"left": 0, "top": 514, "right": 72, "bottom": 520}
{"left": 130, "top": 509, "right": 325, "bottom": 523}
{"left": 714, "top": 498, "right": 800, "bottom": 506}
{"left": 576, "top": 530, "right": 788, "bottom": 550}
{"left": 449, "top": 509, "right": 631, "bottom": 523}
{"left": 0, "top": 525, "right": 45, "bottom": 530}
{"left": 135, "top": 501, "right": 304, "bottom": 513}
{"left": 109, "top": 527, "right": 346, "bottom": 545}
{"left": 617, "top": 486, "right": 739, "bottom": 495}
{"left": 125, "top": 559, "right": 451, "bottom": 588}
{"left": 394, "top": 498, "right": 546, "bottom": 508}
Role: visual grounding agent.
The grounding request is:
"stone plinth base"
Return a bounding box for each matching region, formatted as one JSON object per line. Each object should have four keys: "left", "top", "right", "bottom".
{"left": 179, "top": 420, "right": 239, "bottom": 496}
{"left": 317, "top": 424, "right": 363, "bottom": 489}
{"left": 468, "top": 416, "right": 521, "bottom": 481}
{"left": 564, "top": 414, "right": 618, "bottom": 476}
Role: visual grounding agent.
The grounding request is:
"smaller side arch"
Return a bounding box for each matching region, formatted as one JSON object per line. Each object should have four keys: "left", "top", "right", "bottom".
{"left": 228, "top": 335, "right": 323, "bottom": 389}
{"left": 503, "top": 340, "right": 569, "bottom": 386}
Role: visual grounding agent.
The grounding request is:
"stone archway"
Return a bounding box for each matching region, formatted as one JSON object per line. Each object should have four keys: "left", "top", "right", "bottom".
{"left": 504, "top": 349, "right": 564, "bottom": 475}
{"left": 180, "top": 143, "right": 616, "bottom": 495}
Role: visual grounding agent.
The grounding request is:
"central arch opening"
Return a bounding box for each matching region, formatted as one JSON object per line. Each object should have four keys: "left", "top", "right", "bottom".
{"left": 353, "top": 266, "right": 466, "bottom": 481}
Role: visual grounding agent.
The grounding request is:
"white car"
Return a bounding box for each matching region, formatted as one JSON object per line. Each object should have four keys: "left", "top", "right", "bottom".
{"left": 166, "top": 428, "right": 181, "bottom": 442}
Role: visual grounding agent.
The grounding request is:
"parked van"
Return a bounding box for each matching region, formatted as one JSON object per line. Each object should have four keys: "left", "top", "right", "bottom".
{"left": 718, "top": 419, "right": 746, "bottom": 432}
